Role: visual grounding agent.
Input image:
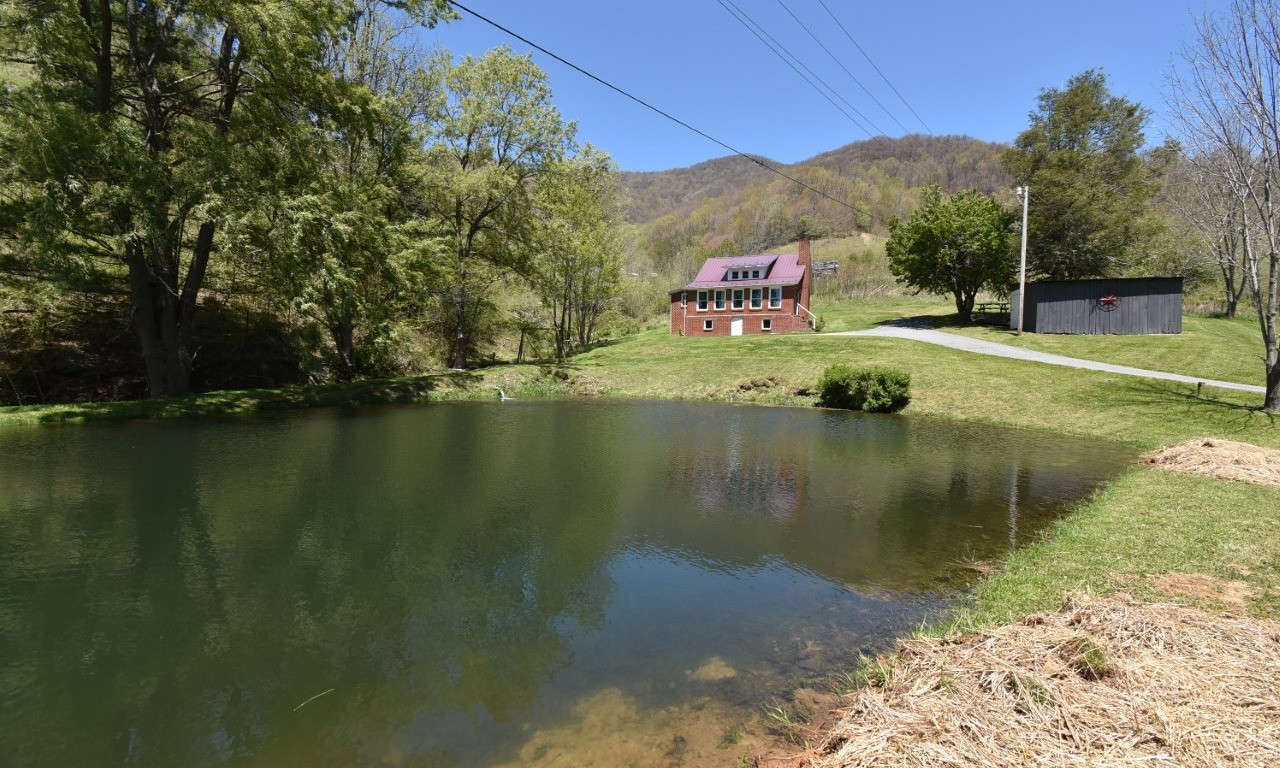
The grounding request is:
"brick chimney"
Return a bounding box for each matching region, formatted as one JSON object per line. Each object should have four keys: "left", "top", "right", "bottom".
{"left": 797, "top": 238, "right": 812, "bottom": 311}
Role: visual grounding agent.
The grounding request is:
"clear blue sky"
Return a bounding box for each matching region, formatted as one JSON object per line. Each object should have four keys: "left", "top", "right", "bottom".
{"left": 418, "top": 0, "right": 1230, "bottom": 171}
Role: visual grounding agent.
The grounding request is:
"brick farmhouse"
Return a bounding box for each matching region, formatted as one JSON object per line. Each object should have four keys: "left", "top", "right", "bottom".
{"left": 669, "top": 239, "right": 815, "bottom": 336}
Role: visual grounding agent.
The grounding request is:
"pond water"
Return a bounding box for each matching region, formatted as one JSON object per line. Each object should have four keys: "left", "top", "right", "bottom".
{"left": 0, "top": 401, "right": 1132, "bottom": 767}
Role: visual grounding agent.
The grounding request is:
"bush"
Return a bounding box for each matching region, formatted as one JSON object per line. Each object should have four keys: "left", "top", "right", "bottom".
{"left": 816, "top": 365, "right": 911, "bottom": 413}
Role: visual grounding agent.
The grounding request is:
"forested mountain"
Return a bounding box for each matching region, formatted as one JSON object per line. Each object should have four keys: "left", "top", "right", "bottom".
{"left": 621, "top": 135, "right": 1008, "bottom": 226}
{"left": 619, "top": 154, "right": 778, "bottom": 223}
{"left": 618, "top": 134, "right": 1009, "bottom": 281}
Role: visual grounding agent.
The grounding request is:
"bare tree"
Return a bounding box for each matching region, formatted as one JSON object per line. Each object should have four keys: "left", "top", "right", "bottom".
{"left": 1170, "top": 0, "right": 1280, "bottom": 411}
{"left": 1165, "top": 150, "right": 1252, "bottom": 317}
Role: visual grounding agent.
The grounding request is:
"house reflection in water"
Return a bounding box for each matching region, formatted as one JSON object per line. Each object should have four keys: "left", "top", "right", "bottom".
{"left": 637, "top": 405, "right": 1118, "bottom": 594}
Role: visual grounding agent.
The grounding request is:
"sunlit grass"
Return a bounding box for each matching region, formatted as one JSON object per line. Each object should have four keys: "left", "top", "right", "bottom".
{"left": 565, "top": 327, "right": 1277, "bottom": 450}
{"left": 942, "top": 311, "right": 1266, "bottom": 386}
{"left": 946, "top": 468, "right": 1280, "bottom": 625}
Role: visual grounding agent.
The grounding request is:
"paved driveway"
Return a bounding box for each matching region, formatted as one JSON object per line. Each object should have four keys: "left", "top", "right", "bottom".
{"left": 825, "top": 319, "right": 1266, "bottom": 395}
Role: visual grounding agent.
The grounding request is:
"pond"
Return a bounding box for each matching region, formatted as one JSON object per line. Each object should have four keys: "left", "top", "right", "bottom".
{"left": 0, "top": 401, "right": 1132, "bottom": 767}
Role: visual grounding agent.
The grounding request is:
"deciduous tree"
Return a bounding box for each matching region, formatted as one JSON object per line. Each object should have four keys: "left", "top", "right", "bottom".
{"left": 1170, "top": 0, "right": 1280, "bottom": 411}
{"left": 885, "top": 187, "right": 1014, "bottom": 324}
{"left": 417, "top": 47, "right": 574, "bottom": 368}
{"left": 532, "top": 146, "right": 622, "bottom": 359}
{"left": 0, "top": 0, "right": 450, "bottom": 396}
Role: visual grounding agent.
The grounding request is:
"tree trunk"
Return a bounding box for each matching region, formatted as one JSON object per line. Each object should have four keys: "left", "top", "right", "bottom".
{"left": 1219, "top": 246, "right": 1238, "bottom": 317}
{"left": 555, "top": 301, "right": 569, "bottom": 361}
{"left": 516, "top": 328, "right": 525, "bottom": 363}
{"left": 1263, "top": 254, "right": 1279, "bottom": 413}
{"left": 449, "top": 235, "right": 470, "bottom": 369}
{"left": 1265, "top": 361, "right": 1280, "bottom": 413}
{"left": 331, "top": 320, "right": 357, "bottom": 381}
{"left": 450, "top": 298, "right": 467, "bottom": 368}
{"left": 95, "top": 0, "right": 112, "bottom": 113}
{"left": 954, "top": 290, "right": 975, "bottom": 325}
{"left": 126, "top": 240, "right": 191, "bottom": 398}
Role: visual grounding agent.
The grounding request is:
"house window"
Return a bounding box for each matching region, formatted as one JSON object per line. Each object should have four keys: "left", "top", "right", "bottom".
{"left": 729, "top": 270, "right": 738, "bottom": 280}
{"left": 750, "top": 287, "right": 763, "bottom": 309}
{"left": 752, "top": 269, "right": 760, "bottom": 279}
{"left": 714, "top": 289, "right": 726, "bottom": 310}
{"left": 761, "top": 317, "right": 772, "bottom": 331}
{"left": 769, "top": 286, "right": 782, "bottom": 309}
{"left": 680, "top": 292, "right": 687, "bottom": 308}
{"left": 731, "top": 288, "right": 744, "bottom": 310}
{"left": 697, "top": 290, "right": 708, "bottom": 311}
{"left": 703, "top": 319, "right": 713, "bottom": 331}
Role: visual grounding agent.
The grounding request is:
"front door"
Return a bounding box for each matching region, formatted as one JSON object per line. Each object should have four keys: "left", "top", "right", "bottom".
{"left": 730, "top": 317, "right": 743, "bottom": 336}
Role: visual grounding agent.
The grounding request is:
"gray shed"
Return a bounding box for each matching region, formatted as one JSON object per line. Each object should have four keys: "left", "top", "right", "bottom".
{"left": 1009, "top": 277, "right": 1183, "bottom": 334}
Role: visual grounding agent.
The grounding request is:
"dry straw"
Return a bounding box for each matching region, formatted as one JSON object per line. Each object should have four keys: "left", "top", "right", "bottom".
{"left": 812, "top": 593, "right": 1280, "bottom": 768}
{"left": 1143, "top": 437, "right": 1280, "bottom": 489}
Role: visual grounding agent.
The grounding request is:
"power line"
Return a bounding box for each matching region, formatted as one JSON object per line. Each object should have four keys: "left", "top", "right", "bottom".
{"left": 815, "top": 0, "right": 934, "bottom": 134}
{"left": 443, "top": 0, "right": 871, "bottom": 218}
{"left": 773, "top": 0, "right": 909, "bottom": 134}
{"left": 716, "top": 0, "right": 882, "bottom": 137}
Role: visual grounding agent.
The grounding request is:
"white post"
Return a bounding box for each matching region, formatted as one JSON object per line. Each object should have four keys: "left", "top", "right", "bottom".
{"left": 1015, "top": 186, "right": 1029, "bottom": 335}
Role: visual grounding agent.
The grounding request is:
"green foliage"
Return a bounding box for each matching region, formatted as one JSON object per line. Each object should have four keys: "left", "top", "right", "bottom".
{"left": 0, "top": 0, "right": 450, "bottom": 395}
{"left": 886, "top": 186, "right": 1014, "bottom": 323}
{"left": 532, "top": 146, "right": 624, "bottom": 358}
{"left": 850, "top": 653, "right": 894, "bottom": 688}
{"left": 224, "top": 6, "right": 443, "bottom": 380}
{"left": 0, "top": 4, "right": 636, "bottom": 400}
{"left": 419, "top": 46, "right": 576, "bottom": 368}
{"left": 1061, "top": 636, "right": 1111, "bottom": 680}
{"left": 1002, "top": 70, "right": 1171, "bottom": 280}
{"left": 816, "top": 364, "right": 911, "bottom": 413}
{"left": 717, "top": 724, "right": 745, "bottom": 749}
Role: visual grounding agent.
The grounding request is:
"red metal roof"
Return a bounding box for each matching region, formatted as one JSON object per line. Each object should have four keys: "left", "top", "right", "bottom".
{"left": 672, "top": 253, "right": 806, "bottom": 292}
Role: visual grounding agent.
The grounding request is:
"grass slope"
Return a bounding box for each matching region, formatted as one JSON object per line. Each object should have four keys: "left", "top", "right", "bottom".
{"left": 943, "top": 311, "right": 1267, "bottom": 387}
{"left": 568, "top": 324, "right": 1276, "bottom": 451}
{"left": 957, "top": 468, "right": 1280, "bottom": 625}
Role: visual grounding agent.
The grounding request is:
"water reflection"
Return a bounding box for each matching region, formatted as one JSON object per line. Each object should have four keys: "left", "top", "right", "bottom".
{"left": 0, "top": 402, "right": 1131, "bottom": 767}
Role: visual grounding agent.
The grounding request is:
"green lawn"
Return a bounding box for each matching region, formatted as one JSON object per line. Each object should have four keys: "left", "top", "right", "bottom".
{"left": 567, "top": 326, "right": 1277, "bottom": 450}
{"left": 942, "top": 311, "right": 1267, "bottom": 386}
{"left": 813, "top": 294, "right": 953, "bottom": 332}
{"left": 954, "top": 468, "right": 1280, "bottom": 625}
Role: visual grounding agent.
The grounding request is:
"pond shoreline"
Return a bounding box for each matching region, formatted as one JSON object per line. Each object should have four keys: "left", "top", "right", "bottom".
{"left": 0, "top": 367, "right": 1154, "bottom": 450}
{"left": 5, "top": 367, "right": 1277, "bottom": 766}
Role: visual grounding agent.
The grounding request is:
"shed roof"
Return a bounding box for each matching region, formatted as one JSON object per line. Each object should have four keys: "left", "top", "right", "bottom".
{"left": 1011, "top": 276, "right": 1184, "bottom": 289}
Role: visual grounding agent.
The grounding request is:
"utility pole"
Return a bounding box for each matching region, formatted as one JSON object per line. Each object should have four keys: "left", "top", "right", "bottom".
{"left": 1015, "top": 185, "right": 1029, "bottom": 335}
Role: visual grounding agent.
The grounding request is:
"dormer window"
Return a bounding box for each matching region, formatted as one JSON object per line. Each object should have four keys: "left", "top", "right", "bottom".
{"left": 751, "top": 269, "right": 761, "bottom": 279}
{"left": 729, "top": 270, "right": 739, "bottom": 280}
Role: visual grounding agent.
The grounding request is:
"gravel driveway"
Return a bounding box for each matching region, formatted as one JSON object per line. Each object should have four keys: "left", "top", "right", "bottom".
{"left": 825, "top": 320, "right": 1266, "bottom": 395}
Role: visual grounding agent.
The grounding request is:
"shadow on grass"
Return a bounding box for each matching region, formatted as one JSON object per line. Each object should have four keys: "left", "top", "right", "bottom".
{"left": 3, "top": 371, "right": 483, "bottom": 426}
{"left": 1108, "top": 378, "right": 1276, "bottom": 435}
{"left": 875, "top": 313, "right": 1008, "bottom": 330}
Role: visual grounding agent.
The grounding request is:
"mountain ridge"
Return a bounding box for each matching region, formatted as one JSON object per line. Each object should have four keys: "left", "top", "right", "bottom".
{"left": 618, "top": 135, "right": 1012, "bottom": 273}
{"left": 618, "top": 134, "right": 1011, "bottom": 226}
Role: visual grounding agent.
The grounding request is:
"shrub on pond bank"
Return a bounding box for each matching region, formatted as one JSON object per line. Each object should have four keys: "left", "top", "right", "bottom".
{"left": 817, "top": 365, "right": 911, "bottom": 413}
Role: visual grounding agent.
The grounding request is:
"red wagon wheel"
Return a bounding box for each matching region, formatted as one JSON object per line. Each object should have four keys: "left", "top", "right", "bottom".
{"left": 1096, "top": 294, "right": 1121, "bottom": 312}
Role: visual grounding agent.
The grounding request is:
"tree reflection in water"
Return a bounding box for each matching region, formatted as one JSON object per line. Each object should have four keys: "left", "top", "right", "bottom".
{"left": 0, "top": 402, "right": 1130, "bottom": 767}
